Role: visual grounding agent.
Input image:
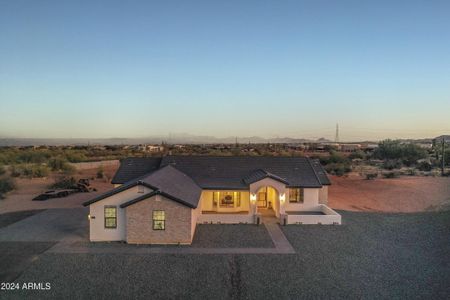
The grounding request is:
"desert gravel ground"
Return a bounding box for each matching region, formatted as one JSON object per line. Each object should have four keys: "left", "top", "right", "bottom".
{"left": 192, "top": 224, "right": 274, "bottom": 248}
{"left": 329, "top": 175, "right": 450, "bottom": 212}
{"left": 2, "top": 210, "right": 448, "bottom": 299}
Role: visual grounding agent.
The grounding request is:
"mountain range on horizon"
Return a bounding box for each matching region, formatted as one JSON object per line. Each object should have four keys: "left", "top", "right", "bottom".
{"left": 0, "top": 133, "right": 440, "bottom": 147}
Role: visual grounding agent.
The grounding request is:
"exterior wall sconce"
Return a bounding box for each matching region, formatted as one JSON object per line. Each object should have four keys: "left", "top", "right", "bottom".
{"left": 250, "top": 193, "right": 257, "bottom": 203}
{"left": 279, "top": 193, "right": 286, "bottom": 204}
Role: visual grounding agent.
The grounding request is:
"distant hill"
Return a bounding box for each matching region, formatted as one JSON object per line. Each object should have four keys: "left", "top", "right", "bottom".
{"left": 0, "top": 135, "right": 331, "bottom": 146}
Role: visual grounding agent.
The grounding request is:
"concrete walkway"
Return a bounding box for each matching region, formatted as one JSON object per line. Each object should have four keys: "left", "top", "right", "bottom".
{"left": 263, "top": 223, "right": 295, "bottom": 253}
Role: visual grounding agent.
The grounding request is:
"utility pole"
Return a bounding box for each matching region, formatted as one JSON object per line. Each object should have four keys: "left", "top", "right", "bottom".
{"left": 442, "top": 139, "right": 445, "bottom": 176}
{"left": 335, "top": 123, "right": 340, "bottom": 143}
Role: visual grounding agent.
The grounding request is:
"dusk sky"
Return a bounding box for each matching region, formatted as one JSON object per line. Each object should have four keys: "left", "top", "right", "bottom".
{"left": 1, "top": 0, "right": 449, "bottom": 141}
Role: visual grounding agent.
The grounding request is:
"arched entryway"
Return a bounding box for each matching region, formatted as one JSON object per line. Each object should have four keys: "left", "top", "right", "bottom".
{"left": 256, "top": 186, "right": 279, "bottom": 217}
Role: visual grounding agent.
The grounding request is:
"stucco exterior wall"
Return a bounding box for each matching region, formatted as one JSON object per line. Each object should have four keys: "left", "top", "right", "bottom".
{"left": 318, "top": 186, "right": 328, "bottom": 204}
{"left": 88, "top": 185, "right": 153, "bottom": 241}
{"left": 284, "top": 188, "right": 320, "bottom": 211}
{"left": 126, "top": 194, "right": 193, "bottom": 244}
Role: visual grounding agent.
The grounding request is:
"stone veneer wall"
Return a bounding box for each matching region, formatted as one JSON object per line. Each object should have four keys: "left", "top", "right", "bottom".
{"left": 125, "top": 195, "right": 193, "bottom": 244}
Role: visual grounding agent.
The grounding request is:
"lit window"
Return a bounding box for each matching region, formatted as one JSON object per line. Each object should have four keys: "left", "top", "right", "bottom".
{"left": 153, "top": 210, "right": 165, "bottom": 230}
{"left": 138, "top": 185, "right": 144, "bottom": 193}
{"left": 289, "top": 188, "right": 304, "bottom": 203}
{"left": 218, "top": 192, "right": 241, "bottom": 208}
{"left": 104, "top": 206, "right": 117, "bottom": 228}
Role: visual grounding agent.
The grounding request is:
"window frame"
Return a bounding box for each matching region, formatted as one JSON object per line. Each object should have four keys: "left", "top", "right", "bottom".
{"left": 104, "top": 206, "right": 117, "bottom": 229}
{"left": 289, "top": 188, "right": 304, "bottom": 203}
{"left": 152, "top": 210, "right": 165, "bottom": 230}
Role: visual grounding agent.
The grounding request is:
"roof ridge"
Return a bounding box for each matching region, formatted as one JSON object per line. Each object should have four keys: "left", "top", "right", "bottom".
{"left": 306, "top": 157, "right": 323, "bottom": 187}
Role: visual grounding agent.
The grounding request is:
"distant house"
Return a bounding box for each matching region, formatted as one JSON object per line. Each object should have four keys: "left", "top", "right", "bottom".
{"left": 83, "top": 156, "right": 340, "bottom": 244}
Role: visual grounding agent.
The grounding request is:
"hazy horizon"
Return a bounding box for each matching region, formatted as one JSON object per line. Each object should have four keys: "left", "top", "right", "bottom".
{"left": 1, "top": 1, "right": 449, "bottom": 141}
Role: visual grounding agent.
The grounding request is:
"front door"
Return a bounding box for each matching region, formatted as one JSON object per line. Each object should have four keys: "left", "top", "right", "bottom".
{"left": 257, "top": 191, "right": 267, "bottom": 208}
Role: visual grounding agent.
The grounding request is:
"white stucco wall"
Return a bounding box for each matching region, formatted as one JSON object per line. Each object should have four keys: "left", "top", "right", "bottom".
{"left": 88, "top": 185, "right": 153, "bottom": 241}
{"left": 318, "top": 186, "right": 328, "bottom": 204}
{"left": 284, "top": 188, "right": 320, "bottom": 211}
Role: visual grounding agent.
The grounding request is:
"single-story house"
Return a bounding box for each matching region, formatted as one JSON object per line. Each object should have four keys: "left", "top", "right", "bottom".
{"left": 83, "top": 156, "right": 341, "bottom": 244}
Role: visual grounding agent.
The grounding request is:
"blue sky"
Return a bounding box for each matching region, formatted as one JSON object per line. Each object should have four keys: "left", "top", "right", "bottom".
{"left": 0, "top": 0, "right": 449, "bottom": 141}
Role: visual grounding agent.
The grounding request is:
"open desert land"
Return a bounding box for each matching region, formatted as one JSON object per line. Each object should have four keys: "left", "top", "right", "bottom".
{"left": 328, "top": 174, "right": 450, "bottom": 212}
{"left": 0, "top": 161, "right": 119, "bottom": 213}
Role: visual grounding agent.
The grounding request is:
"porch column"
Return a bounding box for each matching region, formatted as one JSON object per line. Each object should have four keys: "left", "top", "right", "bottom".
{"left": 279, "top": 192, "right": 286, "bottom": 215}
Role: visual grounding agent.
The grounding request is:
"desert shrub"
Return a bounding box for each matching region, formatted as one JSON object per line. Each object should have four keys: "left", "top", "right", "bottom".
{"left": 50, "top": 177, "right": 76, "bottom": 189}
{"left": 48, "top": 157, "right": 69, "bottom": 171}
{"left": 325, "top": 163, "right": 351, "bottom": 176}
{"left": 349, "top": 150, "right": 366, "bottom": 160}
{"left": 417, "top": 161, "right": 432, "bottom": 171}
{"left": 48, "top": 157, "right": 76, "bottom": 174}
{"left": 382, "top": 159, "right": 402, "bottom": 170}
{"left": 365, "top": 173, "right": 378, "bottom": 180}
{"left": 10, "top": 165, "right": 21, "bottom": 177}
{"left": 96, "top": 166, "right": 104, "bottom": 179}
{"left": 383, "top": 171, "right": 399, "bottom": 179}
{"left": 374, "top": 140, "right": 428, "bottom": 166}
{"left": 32, "top": 165, "right": 50, "bottom": 177}
{"left": 11, "top": 164, "right": 50, "bottom": 178}
{"left": 0, "top": 176, "right": 16, "bottom": 199}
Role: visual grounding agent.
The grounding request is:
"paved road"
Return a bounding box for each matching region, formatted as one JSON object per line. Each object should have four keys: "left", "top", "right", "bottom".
{"left": 0, "top": 208, "right": 88, "bottom": 242}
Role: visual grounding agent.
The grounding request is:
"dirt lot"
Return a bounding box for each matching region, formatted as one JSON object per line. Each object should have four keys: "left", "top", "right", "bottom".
{"left": 329, "top": 174, "right": 450, "bottom": 212}
{"left": 0, "top": 163, "right": 119, "bottom": 214}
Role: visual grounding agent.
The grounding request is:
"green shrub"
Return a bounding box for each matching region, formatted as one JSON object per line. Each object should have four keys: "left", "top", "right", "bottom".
{"left": 349, "top": 151, "right": 366, "bottom": 160}
{"left": 0, "top": 176, "right": 16, "bottom": 199}
{"left": 365, "top": 173, "right": 378, "bottom": 180}
{"left": 382, "top": 159, "right": 402, "bottom": 170}
{"left": 417, "top": 161, "right": 432, "bottom": 171}
{"left": 383, "top": 172, "right": 399, "bottom": 179}
{"left": 32, "top": 165, "right": 50, "bottom": 177}
{"left": 325, "top": 163, "right": 351, "bottom": 176}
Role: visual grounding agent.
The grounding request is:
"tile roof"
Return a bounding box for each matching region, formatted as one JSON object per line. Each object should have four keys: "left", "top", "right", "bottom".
{"left": 159, "top": 156, "right": 325, "bottom": 188}
{"left": 84, "top": 165, "right": 201, "bottom": 208}
{"left": 242, "top": 169, "right": 289, "bottom": 185}
{"left": 111, "top": 157, "right": 162, "bottom": 184}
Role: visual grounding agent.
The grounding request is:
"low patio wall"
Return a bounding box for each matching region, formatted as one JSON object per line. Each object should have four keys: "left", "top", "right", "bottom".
{"left": 197, "top": 214, "right": 255, "bottom": 224}
{"left": 286, "top": 205, "right": 341, "bottom": 225}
